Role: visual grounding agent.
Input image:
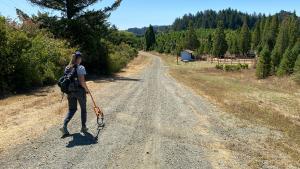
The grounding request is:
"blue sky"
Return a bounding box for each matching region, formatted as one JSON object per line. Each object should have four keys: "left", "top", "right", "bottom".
{"left": 0, "top": 0, "right": 299, "bottom": 30}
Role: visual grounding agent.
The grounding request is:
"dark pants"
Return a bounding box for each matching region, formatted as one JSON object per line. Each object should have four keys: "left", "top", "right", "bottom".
{"left": 64, "top": 88, "right": 87, "bottom": 128}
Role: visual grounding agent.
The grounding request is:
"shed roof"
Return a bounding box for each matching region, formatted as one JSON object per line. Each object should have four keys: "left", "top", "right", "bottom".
{"left": 183, "top": 50, "right": 194, "bottom": 54}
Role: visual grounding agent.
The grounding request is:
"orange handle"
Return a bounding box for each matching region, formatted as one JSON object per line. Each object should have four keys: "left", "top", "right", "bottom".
{"left": 94, "top": 106, "right": 103, "bottom": 117}
{"left": 89, "top": 92, "right": 104, "bottom": 118}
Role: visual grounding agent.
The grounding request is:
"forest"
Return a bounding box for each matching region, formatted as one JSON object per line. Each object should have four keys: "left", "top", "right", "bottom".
{"left": 0, "top": 0, "right": 141, "bottom": 96}
{"left": 146, "top": 9, "right": 300, "bottom": 82}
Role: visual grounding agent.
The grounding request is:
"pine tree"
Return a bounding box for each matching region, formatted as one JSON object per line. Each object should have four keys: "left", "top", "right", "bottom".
{"left": 277, "top": 40, "right": 300, "bottom": 76}
{"left": 183, "top": 22, "right": 200, "bottom": 50}
{"left": 28, "top": 0, "right": 122, "bottom": 19}
{"left": 261, "top": 17, "right": 271, "bottom": 47}
{"left": 212, "top": 21, "right": 227, "bottom": 57}
{"left": 287, "top": 16, "right": 300, "bottom": 48}
{"left": 252, "top": 21, "right": 261, "bottom": 50}
{"left": 204, "top": 34, "right": 212, "bottom": 54}
{"left": 144, "top": 25, "right": 156, "bottom": 51}
{"left": 240, "top": 19, "right": 251, "bottom": 56}
{"left": 28, "top": 0, "right": 123, "bottom": 74}
{"left": 261, "top": 16, "right": 277, "bottom": 50}
{"left": 293, "top": 55, "right": 300, "bottom": 83}
{"left": 226, "top": 31, "right": 239, "bottom": 55}
{"left": 256, "top": 46, "right": 271, "bottom": 79}
{"left": 271, "top": 18, "right": 289, "bottom": 73}
{"left": 269, "top": 15, "right": 279, "bottom": 48}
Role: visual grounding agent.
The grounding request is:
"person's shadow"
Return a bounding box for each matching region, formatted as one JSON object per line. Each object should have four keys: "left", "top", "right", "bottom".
{"left": 65, "top": 126, "right": 104, "bottom": 148}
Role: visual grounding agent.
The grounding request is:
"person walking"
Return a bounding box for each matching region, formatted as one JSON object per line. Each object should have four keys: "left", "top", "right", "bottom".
{"left": 60, "top": 51, "right": 90, "bottom": 136}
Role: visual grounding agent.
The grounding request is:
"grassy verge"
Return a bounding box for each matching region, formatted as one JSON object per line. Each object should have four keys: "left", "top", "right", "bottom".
{"left": 158, "top": 52, "right": 300, "bottom": 162}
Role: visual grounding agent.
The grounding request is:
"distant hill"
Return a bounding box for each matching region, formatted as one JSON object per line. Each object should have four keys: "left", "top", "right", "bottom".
{"left": 127, "top": 9, "right": 297, "bottom": 36}
{"left": 127, "top": 25, "right": 171, "bottom": 36}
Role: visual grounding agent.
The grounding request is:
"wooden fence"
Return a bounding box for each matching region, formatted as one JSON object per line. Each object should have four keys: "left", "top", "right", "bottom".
{"left": 208, "top": 58, "right": 256, "bottom": 65}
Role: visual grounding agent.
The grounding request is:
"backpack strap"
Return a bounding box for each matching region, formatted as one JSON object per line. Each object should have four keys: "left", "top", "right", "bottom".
{"left": 73, "top": 64, "right": 78, "bottom": 78}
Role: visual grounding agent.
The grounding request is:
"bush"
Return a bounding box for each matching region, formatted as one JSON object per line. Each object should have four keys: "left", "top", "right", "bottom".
{"left": 224, "top": 64, "right": 241, "bottom": 71}
{"left": 239, "top": 63, "right": 249, "bottom": 69}
{"left": 108, "top": 43, "right": 138, "bottom": 73}
{"left": 216, "top": 64, "right": 248, "bottom": 71}
{"left": 0, "top": 17, "right": 73, "bottom": 95}
{"left": 215, "top": 64, "right": 224, "bottom": 70}
{"left": 22, "top": 33, "right": 73, "bottom": 86}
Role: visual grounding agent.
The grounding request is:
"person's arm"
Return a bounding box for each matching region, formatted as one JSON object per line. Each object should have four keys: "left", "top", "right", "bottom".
{"left": 78, "top": 75, "right": 90, "bottom": 94}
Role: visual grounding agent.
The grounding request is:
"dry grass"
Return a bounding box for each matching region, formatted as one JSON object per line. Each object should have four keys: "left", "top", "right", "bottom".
{"left": 158, "top": 52, "right": 300, "bottom": 163}
{"left": 0, "top": 52, "right": 151, "bottom": 154}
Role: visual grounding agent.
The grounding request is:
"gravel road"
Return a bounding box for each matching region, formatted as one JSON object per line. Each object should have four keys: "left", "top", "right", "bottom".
{"left": 0, "top": 52, "right": 297, "bottom": 169}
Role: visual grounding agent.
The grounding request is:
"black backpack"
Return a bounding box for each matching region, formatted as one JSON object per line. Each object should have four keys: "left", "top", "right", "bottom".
{"left": 58, "top": 65, "right": 79, "bottom": 94}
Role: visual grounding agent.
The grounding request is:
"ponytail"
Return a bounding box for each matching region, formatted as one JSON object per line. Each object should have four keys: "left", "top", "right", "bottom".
{"left": 67, "top": 54, "right": 77, "bottom": 68}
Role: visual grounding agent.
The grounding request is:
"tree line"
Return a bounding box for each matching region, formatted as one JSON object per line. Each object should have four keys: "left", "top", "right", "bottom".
{"left": 172, "top": 8, "right": 260, "bottom": 31}
{"left": 149, "top": 10, "right": 300, "bottom": 81}
{"left": 0, "top": 0, "right": 141, "bottom": 96}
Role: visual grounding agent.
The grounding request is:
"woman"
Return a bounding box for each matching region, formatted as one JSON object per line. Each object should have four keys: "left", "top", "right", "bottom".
{"left": 60, "top": 51, "right": 90, "bottom": 136}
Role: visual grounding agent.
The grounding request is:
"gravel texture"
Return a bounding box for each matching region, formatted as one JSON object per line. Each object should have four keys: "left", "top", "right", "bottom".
{"left": 0, "top": 52, "right": 298, "bottom": 169}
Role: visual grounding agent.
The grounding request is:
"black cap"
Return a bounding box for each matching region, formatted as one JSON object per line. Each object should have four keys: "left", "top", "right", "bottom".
{"left": 75, "top": 51, "right": 82, "bottom": 58}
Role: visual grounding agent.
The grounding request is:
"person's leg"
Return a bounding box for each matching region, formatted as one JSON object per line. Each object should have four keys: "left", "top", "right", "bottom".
{"left": 77, "top": 90, "right": 87, "bottom": 128}
{"left": 63, "top": 94, "right": 78, "bottom": 127}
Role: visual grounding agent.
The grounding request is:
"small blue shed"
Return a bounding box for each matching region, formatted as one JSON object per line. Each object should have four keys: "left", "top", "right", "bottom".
{"left": 180, "top": 50, "right": 194, "bottom": 61}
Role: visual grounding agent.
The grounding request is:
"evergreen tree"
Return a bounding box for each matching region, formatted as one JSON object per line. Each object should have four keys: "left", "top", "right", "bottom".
{"left": 294, "top": 55, "right": 300, "bottom": 73}
{"left": 287, "top": 16, "right": 300, "bottom": 48}
{"left": 240, "top": 19, "right": 251, "bottom": 56}
{"left": 226, "top": 31, "right": 240, "bottom": 55}
{"left": 256, "top": 46, "right": 271, "bottom": 79}
{"left": 269, "top": 15, "right": 279, "bottom": 48}
{"left": 261, "top": 16, "right": 278, "bottom": 50}
{"left": 212, "top": 21, "right": 227, "bottom": 57}
{"left": 204, "top": 34, "right": 212, "bottom": 54}
{"left": 144, "top": 25, "right": 156, "bottom": 51}
{"left": 252, "top": 21, "right": 261, "bottom": 50}
{"left": 293, "top": 55, "right": 300, "bottom": 83}
{"left": 28, "top": 0, "right": 121, "bottom": 19}
{"left": 196, "top": 44, "right": 205, "bottom": 55}
{"left": 277, "top": 40, "right": 300, "bottom": 76}
{"left": 261, "top": 17, "right": 271, "bottom": 48}
{"left": 171, "top": 8, "right": 259, "bottom": 31}
{"left": 271, "top": 18, "right": 289, "bottom": 73}
{"left": 28, "top": 0, "right": 123, "bottom": 74}
{"left": 183, "top": 22, "right": 200, "bottom": 50}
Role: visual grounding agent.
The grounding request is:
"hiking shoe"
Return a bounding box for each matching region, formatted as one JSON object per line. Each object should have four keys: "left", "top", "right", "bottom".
{"left": 81, "top": 126, "right": 89, "bottom": 133}
{"left": 60, "top": 126, "right": 70, "bottom": 136}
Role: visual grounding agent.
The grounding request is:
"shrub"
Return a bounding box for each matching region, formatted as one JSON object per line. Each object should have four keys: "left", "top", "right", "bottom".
{"left": 23, "top": 33, "right": 73, "bottom": 86}
{"left": 224, "top": 64, "right": 241, "bottom": 71}
{"left": 108, "top": 43, "right": 138, "bottom": 73}
{"left": 215, "top": 64, "right": 224, "bottom": 70}
{"left": 0, "top": 18, "right": 73, "bottom": 95}
{"left": 239, "top": 63, "right": 249, "bottom": 69}
{"left": 216, "top": 64, "right": 247, "bottom": 71}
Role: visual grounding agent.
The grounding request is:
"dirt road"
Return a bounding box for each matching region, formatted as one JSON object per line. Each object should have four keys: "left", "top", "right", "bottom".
{"left": 0, "top": 52, "right": 298, "bottom": 168}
